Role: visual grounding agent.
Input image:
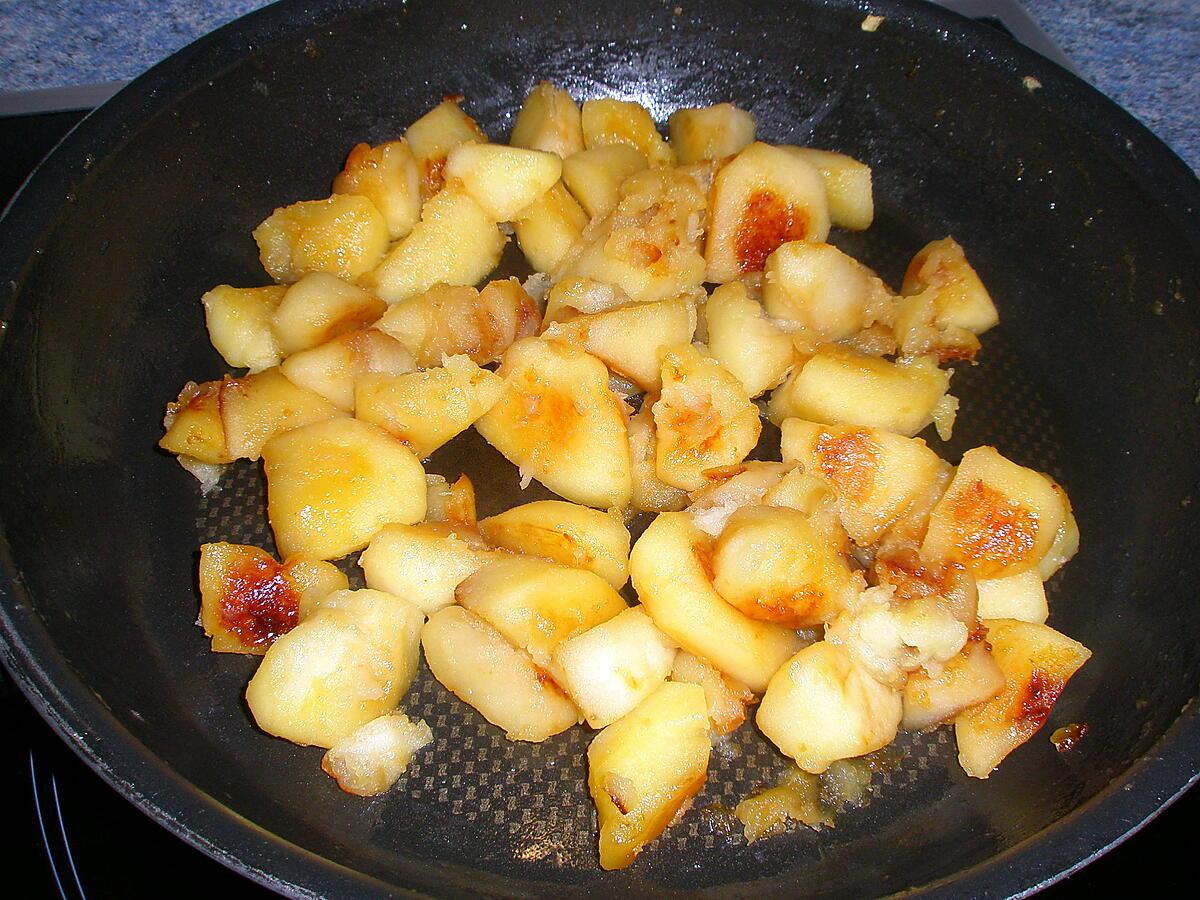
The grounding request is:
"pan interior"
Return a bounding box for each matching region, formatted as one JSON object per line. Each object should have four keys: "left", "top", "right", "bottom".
{"left": 0, "top": 0, "right": 1197, "bottom": 894}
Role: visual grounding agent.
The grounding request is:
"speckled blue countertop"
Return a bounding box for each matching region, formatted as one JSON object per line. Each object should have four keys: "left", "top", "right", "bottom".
{"left": 0, "top": 1, "right": 1195, "bottom": 171}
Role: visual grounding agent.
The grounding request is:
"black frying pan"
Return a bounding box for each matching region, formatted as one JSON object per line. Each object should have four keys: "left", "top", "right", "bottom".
{"left": 1, "top": 0, "right": 1198, "bottom": 895}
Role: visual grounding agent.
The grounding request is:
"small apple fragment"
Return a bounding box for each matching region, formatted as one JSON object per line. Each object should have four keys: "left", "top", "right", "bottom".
{"left": 627, "top": 402, "right": 690, "bottom": 513}
{"left": 553, "top": 606, "right": 678, "bottom": 728}
{"left": 561, "top": 144, "right": 649, "bottom": 219}
{"left": 423, "top": 473, "right": 479, "bottom": 531}
{"left": 421, "top": 605, "right": 580, "bottom": 741}
{"left": 901, "top": 637, "right": 1005, "bottom": 732}
{"left": 219, "top": 367, "right": 344, "bottom": 461}
{"left": 705, "top": 142, "right": 830, "bottom": 282}
{"left": 455, "top": 555, "right": 628, "bottom": 676}
{"left": 542, "top": 294, "right": 698, "bottom": 392}
{"left": 580, "top": 98, "right": 675, "bottom": 167}
{"left": 202, "top": 284, "right": 286, "bottom": 373}
{"left": 668, "top": 103, "right": 756, "bottom": 165}
{"left": 652, "top": 344, "right": 762, "bottom": 491}
{"left": 554, "top": 166, "right": 707, "bottom": 304}
{"left": 670, "top": 650, "right": 758, "bottom": 736}
{"left": 704, "top": 281, "right": 796, "bottom": 398}
{"left": 779, "top": 418, "right": 944, "bottom": 545}
{"left": 954, "top": 618, "right": 1091, "bottom": 778}
{"left": 262, "top": 417, "right": 426, "bottom": 560}
{"left": 756, "top": 640, "right": 902, "bottom": 774}
{"left": 922, "top": 446, "right": 1068, "bottom": 579}
{"left": 513, "top": 181, "right": 590, "bottom": 272}
{"left": 630, "top": 512, "right": 803, "bottom": 692}
{"left": 445, "top": 141, "right": 563, "bottom": 221}
{"left": 198, "top": 541, "right": 348, "bottom": 654}
{"left": 478, "top": 499, "right": 631, "bottom": 589}
{"left": 246, "top": 588, "right": 425, "bottom": 748}
{"left": 253, "top": 194, "right": 389, "bottom": 284}
{"left": 270, "top": 272, "right": 387, "bottom": 356}
{"left": 404, "top": 96, "right": 488, "bottom": 199}
{"left": 712, "top": 505, "right": 860, "bottom": 628}
{"left": 474, "top": 338, "right": 633, "bottom": 509}
{"left": 360, "top": 184, "right": 506, "bottom": 305}
{"left": 279, "top": 327, "right": 415, "bottom": 412}
{"left": 354, "top": 355, "right": 504, "bottom": 458}
{"left": 768, "top": 347, "right": 953, "bottom": 438}
{"left": 902, "top": 237, "right": 999, "bottom": 336}
{"left": 976, "top": 570, "right": 1049, "bottom": 624}
{"left": 332, "top": 140, "right": 422, "bottom": 240}
{"left": 762, "top": 241, "right": 892, "bottom": 345}
{"left": 509, "top": 81, "right": 584, "bottom": 158}
{"left": 159, "top": 380, "right": 231, "bottom": 465}
{"left": 359, "top": 522, "right": 492, "bottom": 616}
{"left": 587, "top": 681, "right": 709, "bottom": 870}
{"left": 374, "top": 279, "right": 540, "bottom": 368}
{"left": 321, "top": 711, "right": 433, "bottom": 796}
{"left": 735, "top": 767, "right": 833, "bottom": 842}
{"left": 783, "top": 147, "right": 874, "bottom": 231}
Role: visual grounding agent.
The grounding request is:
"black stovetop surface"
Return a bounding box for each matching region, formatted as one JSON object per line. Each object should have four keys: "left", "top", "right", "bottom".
{"left": 1, "top": 96, "right": 1191, "bottom": 899}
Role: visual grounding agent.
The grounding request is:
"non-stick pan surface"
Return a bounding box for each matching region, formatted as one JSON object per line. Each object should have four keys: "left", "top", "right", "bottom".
{"left": 1, "top": 0, "right": 1198, "bottom": 896}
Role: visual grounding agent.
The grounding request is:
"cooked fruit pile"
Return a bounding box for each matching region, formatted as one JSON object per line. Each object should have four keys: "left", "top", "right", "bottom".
{"left": 160, "top": 82, "right": 1088, "bottom": 870}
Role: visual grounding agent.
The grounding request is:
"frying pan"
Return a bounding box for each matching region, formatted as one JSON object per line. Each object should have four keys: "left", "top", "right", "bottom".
{"left": 1, "top": 0, "right": 1197, "bottom": 895}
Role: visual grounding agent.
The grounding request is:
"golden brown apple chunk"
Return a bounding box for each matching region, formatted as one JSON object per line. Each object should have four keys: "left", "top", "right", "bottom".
{"left": 474, "top": 338, "right": 633, "bottom": 509}
{"left": 198, "top": 542, "right": 348, "bottom": 654}
{"left": 587, "top": 681, "right": 709, "bottom": 870}
{"left": 652, "top": 344, "right": 761, "bottom": 491}
{"left": 253, "top": 194, "right": 389, "bottom": 284}
{"left": 262, "top": 417, "right": 426, "bottom": 560}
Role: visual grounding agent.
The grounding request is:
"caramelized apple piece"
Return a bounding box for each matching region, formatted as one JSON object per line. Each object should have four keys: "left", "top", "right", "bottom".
{"left": 262, "top": 417, "right": 426, "bottom": 560}
{"left": 954, "top": 619, "right": 1091, "bottom": 777}
{"left": 360, "top": 521, "right": 491, "bottom": 616}
{"left": 757, "top": 640, "right": 902, "bottom": 774}
{"left": 474, "top": 338, "right": 633, "bottom": 509}
{"left": 198, "top": 542, "right": 347, "bottom": 654}
{"left": 246, "top": 588, "right": 424, "bottom": 748}
{"left": 404, "top": 96, "right": 488, "bottom": 199}
{"left": 580, "top": 98, "right": 675, "bottom": 167}
{"left": 652, "top": 344, "right": 762, "bottom": 491}
{"left": 219, "top": 367, "right": 343, "bottom": 461}
{"left": 705, "top": 142, "right": 830, "bottom": 282}
{"left": 270, "top": 273, "right": 386, "bottom": 356}
{"left": 445, "top": 141, "right": 563, "bottom": 221}
{"left": 627, "top": 402, "right": 689, "bottom": 513}
{"left": 354, "top": 355, "right": 504, "bottom": 458}
{"left": 513, "top": 181, "right": 590, "bottom": 272}
{"left": 630, "top": 512, "right": 802, "bottom": 692}
{"left": 253, "top": 194, "right": 389, "bottom": 284}
{"left": 455, "top": 556, "right": 627, "bottom": 677}
{"left": 780, "top": 418, "right": 943, "bottom": 545}
{"left": 542, "top": 294, "right": 697, "bottom": 392}
{"left": 421, "top": 606, "right": 580, "bottom": 741}
{"left": 922, "top": 446, "right": 1068, "bottom": 579}
{"left": 509, "top": 81, "right": 584, "bottom": 158}
{"left": 360, "top": 184, "right": 506, "bottom": 305}
{"left": 279, "top": 327, "right": 414, "bottom": 411}
{"left": 553, "top": 606, "right": 678, "bottom": 728}
{"left": 332, "top": 140, "right": 421, "bottom": 240}
{"left": 374, "top": 279, "right": 540, "bottom": 367}
{"left": 587, "top": 681, "right": 709, "bottom": 870}
{"left": 705, "top": 280, "right": 796, "bottom": 397}
{"left": 668, "top": 103, "right": 756, "bottom": 164}
{"left": 768, "top": 346, "right": 953, "bottom": 438}
{"left": 902, "top": 637, "right": 1005, "bottom": 731}
{"left": 202, "top": 284, "right": 286, "bottom": 373}
{"left": 561, "top": 144, "right": 649, "bottom": 219}
{"left": 478, "top": 499, "right": 631, "bottom": 589}
{"left": 321, "top": 711, "right": 433, "bottom": 796}
{"left": 712, "top": 506, "right": 860, "bottom": 628}
{"left": 784, "top": 147, "right": 874, "bottom": 230}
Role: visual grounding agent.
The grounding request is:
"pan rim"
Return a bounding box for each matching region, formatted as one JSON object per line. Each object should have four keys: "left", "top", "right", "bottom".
{"left": 1, "top": 0, "right": 1197, "bottom": 895}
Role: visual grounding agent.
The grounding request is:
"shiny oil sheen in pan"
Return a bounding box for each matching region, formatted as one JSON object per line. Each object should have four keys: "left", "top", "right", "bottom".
{"left": 0, "top": 0, "right": 1197, "bottom": 897}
